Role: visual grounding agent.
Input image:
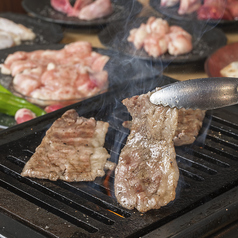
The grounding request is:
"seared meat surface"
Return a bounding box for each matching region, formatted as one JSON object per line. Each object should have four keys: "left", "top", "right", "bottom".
{"left": 173, "top": 108, "right": 206, "bottom": 146}
{"left": 122, "top": 98, "right": 206, "bottom": 147}
{"left": 21, "top": 109, "right": 110, "bottom": 182}
{"left": 115, "top": 91, "right": 179, "bottom": 213}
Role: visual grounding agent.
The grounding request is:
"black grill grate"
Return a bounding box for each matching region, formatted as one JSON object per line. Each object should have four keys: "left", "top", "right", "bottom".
{"left": 0, "top": 75, "right": 238, "bottom": 238}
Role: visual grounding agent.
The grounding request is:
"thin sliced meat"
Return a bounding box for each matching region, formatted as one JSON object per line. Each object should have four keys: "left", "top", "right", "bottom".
{"left": 115, "top": 90, "right": 179, "bottom": 213}
{"left": 122, "top": 104, "right": 206, "bottom": 147}
{"left": 173, "top": 108, "right": 206, "bottom": 146}
{"left": 21, "top": 109, "right": 111, "bottom": 182}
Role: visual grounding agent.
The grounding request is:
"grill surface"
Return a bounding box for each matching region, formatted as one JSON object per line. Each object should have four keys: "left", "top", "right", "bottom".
{"left": 0, "top": 75, "right": 238, "bottom": 238}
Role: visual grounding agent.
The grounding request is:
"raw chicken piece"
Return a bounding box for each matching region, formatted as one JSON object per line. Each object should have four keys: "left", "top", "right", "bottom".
{"left": 166, "top": 26, "right": 192, "bottom": 55}
{"left": 127, "top": 17, "right": 192, "bottom": 57}
{"left": 0, "top": 31, "right": 14, "bottom": 49}
{"left": 178, "top": 0, "right": 201, "bottom": 15}
{"left": 144, "top": 33, "right": 168, "bottom": 58}
{"left": 78, "top": 0, "right": 113, "bottom": 21}
{"left": 13, "top": 73, "right": 41, "bottom": 95}
{"left": 160, "top": 0, "right": 180, "bottom": 7}
{"left": 127, "top": 23, "right": 148, "bottom": 49}
{"left": 0, "top": 17, "right": 35, "bottom": 43}
{"left": 10, "top": 60, "right": 39, "bottom": 76}
{"left": 51, "top": 0, "right": 113, "bottom": 20}
{"left": 145, "top": 17, "right": 170, "bottom": 35}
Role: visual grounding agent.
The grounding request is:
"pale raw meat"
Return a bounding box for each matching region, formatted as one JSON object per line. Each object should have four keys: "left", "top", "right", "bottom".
{"left": 73, "top": 0, "right": 94, "bottom": 12}
{"left": 178, "top": 0, "right": 201, "bottom": 15}
{"left": 50, "top": 0, "right": 113, "bottom": 20}
{"left": 1, "top": 41, "right": 110, "bottom": 105}
{"left": 166, "top": 26, "right": 193, "bottom": 55}
{"left": 115, "top": 90, "right": 179, "bottom": 213}
{"left": 127, "top": 24, "right": 148, "bottom": 50}
{"left": 144, "top": 34, "right": 168, "bottom": 58}
{"left": 127, "top": 17, "right": 192, "bottom": 57}
{"left": 21, "top": 109, "right": 111, "bottom": 182}
{"left": 78, "top": 0, "right": 113, "bottom": 20}
{"left": 0, "top": 31, "right": 15, "bottom": 49}
{"left": 0, "top": 17, "right": 35, "bottom": 43}
{"left": 145, "top": 17, "right": 170, "bottom": 35}
{"left": 160, "top": 0, "right": 180, "bottom": 7}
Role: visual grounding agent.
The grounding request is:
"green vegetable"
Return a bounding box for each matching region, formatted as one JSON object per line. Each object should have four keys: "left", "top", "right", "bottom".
{"left": 0, "top": 90, "right": 46, "bottom": 117}
{"left": 0, "top": 84, "right": 11, "bottom": 94}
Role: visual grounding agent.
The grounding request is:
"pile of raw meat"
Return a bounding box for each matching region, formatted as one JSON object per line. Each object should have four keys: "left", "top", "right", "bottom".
{"left": 0, "top": 41, "right": 110, "bottom": 105}
{"left": 127, "top": 17, "right": 193, "bottom": 58}
{"left": 0, "top": 17, "right": 35, "bottom": 50}
{"left": 160, "top": 0, "right": 238, "bottom": 20}
{"left": 50, "top": 0, "right": 113, "bottom": 21}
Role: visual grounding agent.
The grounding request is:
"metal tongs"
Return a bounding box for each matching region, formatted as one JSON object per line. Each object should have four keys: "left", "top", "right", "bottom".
{"left": 150, "top": 77, "right": 238, "bottom": 110}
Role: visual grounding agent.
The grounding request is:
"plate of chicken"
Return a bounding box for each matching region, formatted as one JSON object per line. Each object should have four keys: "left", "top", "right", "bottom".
{"left": 22, "top": 0, "right": 143, "bottom": 27}
{"left": 150, "top": 0, "right": 238, "bottom": 26}
{"left": 98, "top": 16, "right": 227, "bottom": 64}
{"left": 0, "top": 41, "right": 160, "bottom": 109}
{"left": 0, "top": 13, "right": 63, "bottom": 50}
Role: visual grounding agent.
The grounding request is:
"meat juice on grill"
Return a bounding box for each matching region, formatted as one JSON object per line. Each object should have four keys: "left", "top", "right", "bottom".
{"left": 114, "top": 91, "right": 180, "bottom": 213}
{"left": 21, "top": 109, "right": 111, "bottom": 182}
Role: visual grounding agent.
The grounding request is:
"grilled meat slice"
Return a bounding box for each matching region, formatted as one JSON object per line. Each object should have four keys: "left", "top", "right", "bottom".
{"left": 122, "top": 108, "right": 206, "bottom": 147}
{"left": 21, "top": 109, "right": 110, "bottom": 182}
{"left": 173, "top": 108, "right": 206, "bottom": 146}
{"left": 115, "top": 91, "right": 179, "bottom": 213}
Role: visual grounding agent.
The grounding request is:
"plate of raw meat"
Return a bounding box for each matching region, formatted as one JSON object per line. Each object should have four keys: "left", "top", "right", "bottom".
{"left": 0, "top": 13, "right": 63, "bottom": 49}
{"left": 98, "top": 16, "right": 227, "bottom": 64}
{"left": 0, "top": 42, "right": 160, "bottom": 108}
{"left": 150, "top": 0, "right": 238, "bottom": 26}
{"left": 22, "top": 0, "right": 143, "bottom": 27}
